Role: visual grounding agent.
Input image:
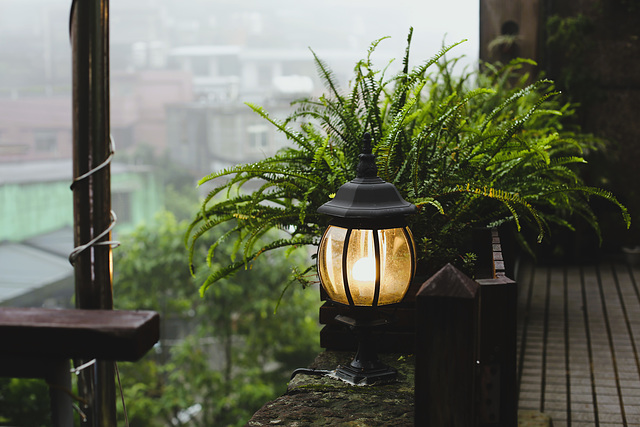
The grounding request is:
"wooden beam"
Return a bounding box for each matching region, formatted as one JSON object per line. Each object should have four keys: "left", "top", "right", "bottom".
{"left": 0, "top": 307, "right": 159, "bottom": 362}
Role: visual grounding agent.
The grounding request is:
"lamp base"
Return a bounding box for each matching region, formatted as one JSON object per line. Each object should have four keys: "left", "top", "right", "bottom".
{"left": 333, "top": 313, "right": 398, "bottom": 385}
{"left": 335, "top": 362, "right": 397, "bottom": 385}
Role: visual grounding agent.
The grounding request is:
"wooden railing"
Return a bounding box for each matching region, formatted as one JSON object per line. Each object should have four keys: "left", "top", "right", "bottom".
{"left": 0, "top": 307, "right": 159, "bottom": 426}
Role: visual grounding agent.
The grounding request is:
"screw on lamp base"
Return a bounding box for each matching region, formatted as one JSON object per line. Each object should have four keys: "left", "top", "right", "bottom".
{"left": 334, "top": 314, "right": 398, "bottom": 385}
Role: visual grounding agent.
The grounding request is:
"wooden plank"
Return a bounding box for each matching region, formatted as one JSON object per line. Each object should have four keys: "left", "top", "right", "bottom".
{"left": 319, "top": 325, "right": 414, "bottom": 354}
{"left": 0, "top": 307, "right": 159, "bottom": 362}
{"left": 319, "top": 302, "right": 415, "bottom": 329}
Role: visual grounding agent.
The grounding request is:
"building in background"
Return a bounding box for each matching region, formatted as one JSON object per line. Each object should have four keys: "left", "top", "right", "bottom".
{"left": 164, "top": 45, "right": 361, "bottom": 176}
{"left": 0, "top": 160, "right": 163, "bottom": 307}
{"left": 111, "top": 70, "right": 194, "bottom": 154}
{"left": 0, "top": 0, "right": 479, "bottom": 308}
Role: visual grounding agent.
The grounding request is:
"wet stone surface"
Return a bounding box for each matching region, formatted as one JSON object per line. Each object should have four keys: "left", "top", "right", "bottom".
{"left": 247, "top": 351, "right": 414, "bottom": 427}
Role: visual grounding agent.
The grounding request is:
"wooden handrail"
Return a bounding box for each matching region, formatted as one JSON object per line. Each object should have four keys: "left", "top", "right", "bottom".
{"left": 0, "top": 307, "right": 159, "bottom": 362}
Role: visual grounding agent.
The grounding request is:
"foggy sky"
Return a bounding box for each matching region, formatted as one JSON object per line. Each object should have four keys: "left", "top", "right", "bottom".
{"left": 0, "top": 0, "right": 479, "bottom": 81}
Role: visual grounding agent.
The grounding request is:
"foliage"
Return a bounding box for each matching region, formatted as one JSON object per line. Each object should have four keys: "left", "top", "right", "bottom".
{"left": 187, "top": 29, "right": 629, "bottom": 293}
{"left": 0, "top": 378, "right": 51, "bottom": 426}
{"left": 115, "top": 211, "right": 196, "bottom": 316}
{"left": 545, "top": 10, "right": 639, "bottom": 249}
{"left": 488, "top": 34, "right": 520, "bottom": 56}
{"left": 546, "top": 13, "right": 596, "bottom": 107}
{"left": 114, "top": 212, "right": 320, "bottom": 426}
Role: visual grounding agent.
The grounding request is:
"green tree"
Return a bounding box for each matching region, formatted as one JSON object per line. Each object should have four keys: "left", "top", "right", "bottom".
{"left": 0, "top": 378, "right": 51, "bottom": 426}
{"left": 113, "top": 212, "right": 320, "bottom": 426}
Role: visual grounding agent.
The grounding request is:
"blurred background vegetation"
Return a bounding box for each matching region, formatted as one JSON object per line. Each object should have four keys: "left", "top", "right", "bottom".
{"left": 0, "top": 151, "right": 321, "bottom": 426}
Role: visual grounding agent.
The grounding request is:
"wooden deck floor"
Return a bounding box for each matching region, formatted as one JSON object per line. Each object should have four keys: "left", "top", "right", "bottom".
{"left": 517, "top": 259, "right": 640, "bottom": 426}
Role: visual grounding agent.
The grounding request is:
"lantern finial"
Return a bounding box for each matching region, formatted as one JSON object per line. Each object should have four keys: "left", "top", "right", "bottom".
{"left": 317, "top": 133, "right": 416, "bottom": 219}
{"left": 356, "top": 132, "right": 377, "bottom": 178}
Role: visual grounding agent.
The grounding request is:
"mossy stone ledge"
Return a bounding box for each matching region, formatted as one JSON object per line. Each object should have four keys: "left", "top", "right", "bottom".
{"left": 248, "top": 350, "right": 552, "bottom": 426}
{"left": 247, "top": 351, "right": 414, "bottom": 426}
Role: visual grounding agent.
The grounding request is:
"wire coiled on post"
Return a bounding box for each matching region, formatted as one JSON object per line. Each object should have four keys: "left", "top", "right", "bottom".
{"left": 68, "top": 135, "right": 120, "bottom": 266}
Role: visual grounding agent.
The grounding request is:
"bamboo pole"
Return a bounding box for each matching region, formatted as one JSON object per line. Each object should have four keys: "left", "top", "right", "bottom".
{"left": 70, "top": 0, "right": 116, "bottom": 425}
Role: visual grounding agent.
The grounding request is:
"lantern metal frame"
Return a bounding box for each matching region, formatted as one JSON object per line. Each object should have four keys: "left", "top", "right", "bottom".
{"left": 316, "top": 132, "right": 417, "bottom": 384}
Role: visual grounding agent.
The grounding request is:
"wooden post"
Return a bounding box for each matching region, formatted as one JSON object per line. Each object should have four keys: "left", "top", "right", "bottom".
{"left": 476, "top": 229, "right": 518, "bottom": 426}
{"left": 476, "top": 276, "right": 518, "bottom": 426}
{"left": 415, "top": 263, "right": 480, "bottom": 427}
{"left": 479, "top": 0, "right": 543, "bottom": 64}
{"left": 70, "top": 0, "right": 115, "bottom": 425}
{"left": 48, "top": 359, "right": 74, "bottom": 427}
{"left": 3, "top": 357, "right": 73, "bottom": 427}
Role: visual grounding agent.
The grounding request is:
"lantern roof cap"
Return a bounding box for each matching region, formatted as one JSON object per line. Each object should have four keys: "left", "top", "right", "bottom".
{"left": 317, "top": 133, "right": 417, "bottom": 219}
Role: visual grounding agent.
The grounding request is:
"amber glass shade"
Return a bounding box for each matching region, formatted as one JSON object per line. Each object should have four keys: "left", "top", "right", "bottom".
{"left": 317, "top": 224, "right": 416, "bottom": 307}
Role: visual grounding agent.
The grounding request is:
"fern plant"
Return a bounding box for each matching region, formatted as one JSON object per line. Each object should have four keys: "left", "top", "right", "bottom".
{"left": 186, "top": 29, "right": 630, "bottom": 295}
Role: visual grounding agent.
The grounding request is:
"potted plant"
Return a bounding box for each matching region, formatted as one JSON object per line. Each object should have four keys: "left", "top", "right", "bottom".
{"left": 186, "top": 28, "right": 629, "bottom": 298}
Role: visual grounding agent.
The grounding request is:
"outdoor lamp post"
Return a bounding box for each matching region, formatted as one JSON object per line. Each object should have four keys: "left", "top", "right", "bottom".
{"left": 317, "top": 132, "right": 417, "bottom": 384}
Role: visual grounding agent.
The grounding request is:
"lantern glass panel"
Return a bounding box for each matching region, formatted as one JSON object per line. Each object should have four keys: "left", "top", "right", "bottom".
{"left": 318, "top": 224, "right": 415, "bottom": 306}
{"left": 376, "top": 227, "right": 415, "bottom": 305}
{"left": 317, "top": 225, "right": 349, "bottom": 305}
{"left": 345, "top": 229, "right": 377, "bottom": 304}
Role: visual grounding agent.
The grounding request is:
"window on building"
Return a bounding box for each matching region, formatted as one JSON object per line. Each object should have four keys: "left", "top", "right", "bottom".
{"left": 257, "top": 65, "right": 272, "bottom": 87}
{"left": 247, "top": 125, "right": 269, "bottom": 152}
{"left": 180, "top": 117, "right": 189, "bottom": 145}
{"left": 33, "top": 131, "right": 58, "bottom": 154}
{"left": 0, "top": 130, "right": 29, "bottom": 156}
{"left": 192, "top": 56, "right": 209, "bottom": 76}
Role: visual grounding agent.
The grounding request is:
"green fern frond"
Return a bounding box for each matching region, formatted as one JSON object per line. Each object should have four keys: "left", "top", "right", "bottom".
{"left": 451, "top": 184, "right": 545, "bottom": 240}
{"left": 310, "top": 49, "right": 344, "bottom": 104}
{"left": 413, "top": 197, "right": 445, "bottom": 215}
{"left": 540, "top": 185, "right": 630, "bottom": 228}
{"left": 198, "top": 236, "right": 316, "bottom": 296}
{"left": 188, "top": 30, "right": 629, "bottom": 296}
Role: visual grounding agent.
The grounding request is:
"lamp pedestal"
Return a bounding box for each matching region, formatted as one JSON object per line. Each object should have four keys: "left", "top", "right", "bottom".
{"left": 315, "top": 133, "right": 417, "bottom": 386}
{"left": 334, "top": 314, "right": 397, "bottom": 385}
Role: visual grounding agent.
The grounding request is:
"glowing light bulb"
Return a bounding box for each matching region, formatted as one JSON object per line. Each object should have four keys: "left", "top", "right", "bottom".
{"left": 352, "top": 256, "right": 376, "bottom": 282}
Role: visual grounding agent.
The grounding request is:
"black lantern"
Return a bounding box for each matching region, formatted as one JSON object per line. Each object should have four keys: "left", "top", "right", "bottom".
{"left": 317, "top": 132, "right": 417, "bottom": 384}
